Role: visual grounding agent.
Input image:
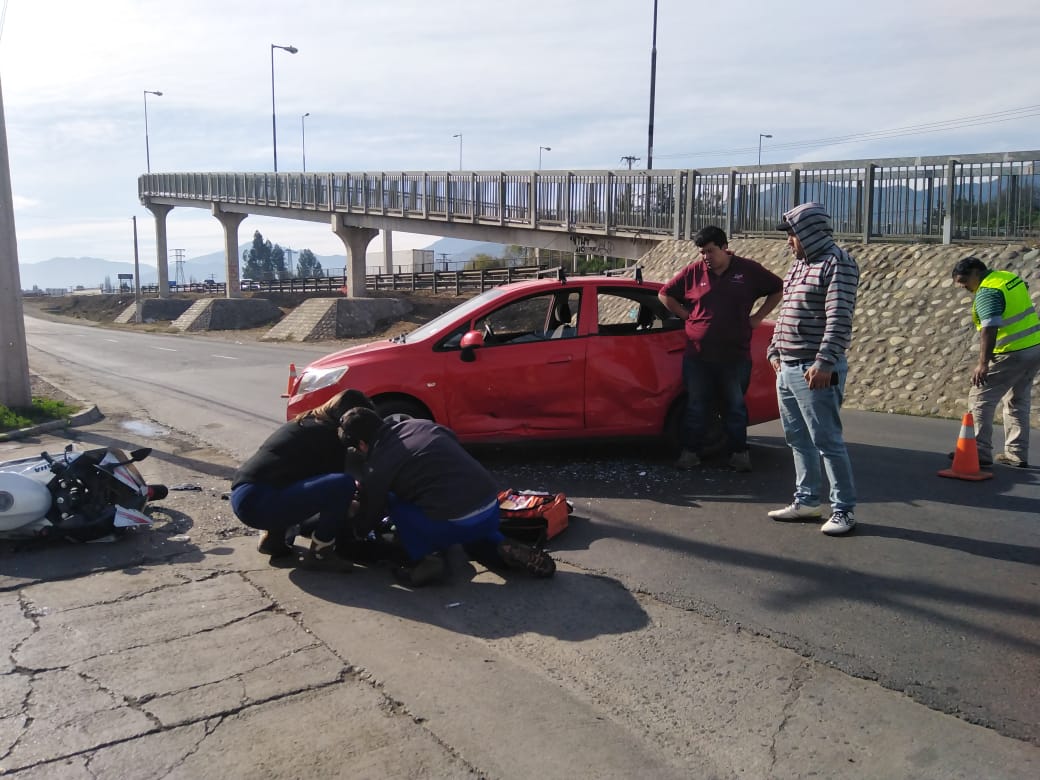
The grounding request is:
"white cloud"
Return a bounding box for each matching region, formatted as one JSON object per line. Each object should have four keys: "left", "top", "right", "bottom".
{"left": 1, "top": 0, "right": 1038, "bottom": 262}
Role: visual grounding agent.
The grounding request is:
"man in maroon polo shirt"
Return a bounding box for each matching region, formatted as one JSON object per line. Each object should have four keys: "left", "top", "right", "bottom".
{"left": 659, "top": 226, "right": 783, "bottom": 472}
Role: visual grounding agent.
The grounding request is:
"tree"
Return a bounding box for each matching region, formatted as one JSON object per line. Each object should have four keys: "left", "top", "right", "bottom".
{"left": 270, "top": 244, "right": 289, "bottom": 280}
{"left": 241, "top": 230, "right": 271, "bottom": 280}
{"left": 296, "top": 248, "right": 323, "bottom": 278}
{"left": 469, "top": 253, "right": 502, "bottom": 270}
{"left": 502, "top": 245, "right": 527, "bottom": 267}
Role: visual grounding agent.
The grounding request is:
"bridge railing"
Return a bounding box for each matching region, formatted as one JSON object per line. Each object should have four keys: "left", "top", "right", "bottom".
{"left": 138, "top": 266, "right": 547, "bottom": 298}
{"left": 140, "top": 150, "right": 1040, "bottom": 245}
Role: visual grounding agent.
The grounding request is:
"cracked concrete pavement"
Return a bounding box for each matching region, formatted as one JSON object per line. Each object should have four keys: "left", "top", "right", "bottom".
{"left": 1, "top": 420, "right": 1038, "bottom": 778}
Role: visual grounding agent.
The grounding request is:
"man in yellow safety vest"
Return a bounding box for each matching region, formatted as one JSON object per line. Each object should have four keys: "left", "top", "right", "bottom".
{"left": 951, "top": 256, "right": 1040, "bottom": 468}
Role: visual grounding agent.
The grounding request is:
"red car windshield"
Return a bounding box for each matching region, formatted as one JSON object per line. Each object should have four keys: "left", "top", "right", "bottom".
{"left": 401, "top": 287, "right": 511, "bottom": 343}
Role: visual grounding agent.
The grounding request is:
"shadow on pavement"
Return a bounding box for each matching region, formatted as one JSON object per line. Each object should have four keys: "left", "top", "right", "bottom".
{"left": 477, "top": 434, "right": 1040, "bottom": 514}
{"left": 284, "top": 547, "right": 650, "bottom": 643}
{"left": 0, "top": 509, "right": 205, "bottom": 585}
{"left": 69, "top": 428, "right": 237, "bottom": 481}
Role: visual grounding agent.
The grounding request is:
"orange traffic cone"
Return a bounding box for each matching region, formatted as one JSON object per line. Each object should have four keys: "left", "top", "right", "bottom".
{"left": 937, "top": 412, "right": 993, "bottom": 481}
{"left": 284, "top": 363, "right": 298, "bottom": 397}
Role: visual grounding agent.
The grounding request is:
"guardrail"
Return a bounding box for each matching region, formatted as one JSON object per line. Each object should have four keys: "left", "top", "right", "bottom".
{"left": 137, "top": 265, "right": 547, "bottom": 297}
{"left": 366, "top": 265, "right": 543, "bottom": 293}
{"left": 139, "top": 150, "right": 1039, "bottom": 245}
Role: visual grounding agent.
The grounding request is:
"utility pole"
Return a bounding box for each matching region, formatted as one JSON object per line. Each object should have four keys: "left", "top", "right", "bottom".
{"left": 0, "top": 75, "right": 32, "bottom": 407}
{"left": 620, "top": 155, "right": 641, "bottom": 170}
{"left": 646, "top": 0, "right": 659, "bottom": 170}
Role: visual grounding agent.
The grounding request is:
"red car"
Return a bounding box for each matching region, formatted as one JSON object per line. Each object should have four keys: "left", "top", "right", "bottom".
{"left": 286, "top": 276, "right": 779, "bottom": 445}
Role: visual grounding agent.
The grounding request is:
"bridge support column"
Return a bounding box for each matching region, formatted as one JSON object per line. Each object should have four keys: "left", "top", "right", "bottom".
{"left": 331, "top": 214, "right": 378, "bottom": 298}
{"left": 212, "top": 205, "right": 246, "bottom": 298}
{"left": 381, "top": 229, "right": 393, "bottom": 274}
{"left": 145, "top": 203, "right": 174, "bottom": 298}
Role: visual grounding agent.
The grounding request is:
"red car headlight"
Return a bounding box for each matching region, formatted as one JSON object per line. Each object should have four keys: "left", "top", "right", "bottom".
{"left": 296, "top": 366, "right": 349, "bottom": 395}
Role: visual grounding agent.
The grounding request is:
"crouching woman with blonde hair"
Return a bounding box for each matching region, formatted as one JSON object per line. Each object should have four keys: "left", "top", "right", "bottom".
{"left": 231, "top": 389, "right": 375, "bottom": 566}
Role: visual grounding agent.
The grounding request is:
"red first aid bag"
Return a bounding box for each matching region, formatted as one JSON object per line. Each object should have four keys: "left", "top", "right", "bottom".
{"left": 497, "top": 489, "right": 571, "bottom": 547}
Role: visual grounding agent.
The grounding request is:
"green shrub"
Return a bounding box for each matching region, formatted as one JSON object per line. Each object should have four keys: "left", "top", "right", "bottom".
{"left": 0, "top": 398, "right": 79, "bottom": 432}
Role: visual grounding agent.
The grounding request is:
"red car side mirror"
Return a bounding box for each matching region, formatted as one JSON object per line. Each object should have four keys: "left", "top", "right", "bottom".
{"left": 460, "top": 330, "right": 485, "bottom": 349}
{"left": 459, "top": 330, "right": 484, "bottom": 362}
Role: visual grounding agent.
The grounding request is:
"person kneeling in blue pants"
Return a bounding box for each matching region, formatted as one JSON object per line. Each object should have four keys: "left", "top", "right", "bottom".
{"left": 230, "top": 389, "right": 373, "bottom": 566}
{"left": 339, "top": 407, "right": 555, "bottom": 586}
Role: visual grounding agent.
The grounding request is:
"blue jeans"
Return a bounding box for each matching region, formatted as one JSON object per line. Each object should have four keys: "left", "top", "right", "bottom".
{"left": 388, "top": 494, "right": 504, "bottom": 562}
{"left": 776, "top": 358, "right": 856, "bottom": 512}
{"left": 231, "top": 473, "right": 357, "bottom": 541}
{"left": 681, "top": 355, "right": 752, "bottom": 453}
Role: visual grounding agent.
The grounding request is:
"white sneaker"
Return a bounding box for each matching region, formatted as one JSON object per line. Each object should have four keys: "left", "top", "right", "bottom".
{"left": 767, "top": 502, "right": 822, "bottom": 521}
{"left": 820, "top": 510, "right": 856, "bottom": 535}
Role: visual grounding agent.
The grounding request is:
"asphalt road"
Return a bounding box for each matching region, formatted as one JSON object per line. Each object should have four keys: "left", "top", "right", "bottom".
{"left": 23, "top": 314, "right": 1040, "bottom": 748}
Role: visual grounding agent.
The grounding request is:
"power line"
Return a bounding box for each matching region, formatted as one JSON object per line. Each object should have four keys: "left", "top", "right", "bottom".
{"left": 655, "top": 104, "right": 1040, "bottom": 162}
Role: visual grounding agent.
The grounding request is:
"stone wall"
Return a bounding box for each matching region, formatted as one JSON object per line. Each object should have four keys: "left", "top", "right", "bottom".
{"left": 638, "top": 239, "right": 1040, "bottom": 428}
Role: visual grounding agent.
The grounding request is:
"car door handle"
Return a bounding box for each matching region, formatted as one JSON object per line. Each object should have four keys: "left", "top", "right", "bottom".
{"left": 547, "top": 355, "right": 572, "bottom": 365}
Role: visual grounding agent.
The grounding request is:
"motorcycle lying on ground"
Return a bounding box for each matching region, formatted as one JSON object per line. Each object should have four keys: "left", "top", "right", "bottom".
{"left": 0, "top": 444, "right": 168, "bottom": 542}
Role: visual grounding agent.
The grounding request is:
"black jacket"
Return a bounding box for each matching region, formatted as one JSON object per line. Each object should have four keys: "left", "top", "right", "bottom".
{"left": 232, "top": 418, "right": 347, "bottom": 488}
{"left": 357, "top": 419, "right": 498, "bottom": 530}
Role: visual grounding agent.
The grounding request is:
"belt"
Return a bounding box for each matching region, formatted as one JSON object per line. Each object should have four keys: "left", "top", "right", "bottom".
{"left": 781, "top": 359, "right": 806, "bottom": 366}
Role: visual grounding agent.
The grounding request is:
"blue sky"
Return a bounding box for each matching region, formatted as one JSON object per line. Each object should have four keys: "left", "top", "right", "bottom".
{"left": 2, "top": 0, "right": 1037, "bottom": 265}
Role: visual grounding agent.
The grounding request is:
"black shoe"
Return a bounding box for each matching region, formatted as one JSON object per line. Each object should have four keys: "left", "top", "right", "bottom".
{"left": 497, "top": 539, "right": 556, "bottom": 578}
{"left": 337, "top": 535, "right": 404, "bottom": 563}
{"left": 300, "top": 537, "right": 351, "bottom": 571}
{"left": 257, "top": 529, "right": 295, "bottom": 558}
{"left": 297, "top": 515, "right": 320, "bottom": 538}
{"left": 393, "top": 553, "right": 447, "bottom": 587}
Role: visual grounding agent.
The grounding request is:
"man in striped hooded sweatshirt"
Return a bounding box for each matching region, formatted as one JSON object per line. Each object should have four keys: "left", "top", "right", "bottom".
{"left": 766, "top": 202, "right": 861, "bottom": 535}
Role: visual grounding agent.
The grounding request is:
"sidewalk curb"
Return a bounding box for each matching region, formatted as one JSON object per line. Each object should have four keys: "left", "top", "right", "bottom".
{"left": 0, "top": 404, "right": 102, "bottom": 442}
{"left": 0, "top": 373, "right": 102, "bottom": 442}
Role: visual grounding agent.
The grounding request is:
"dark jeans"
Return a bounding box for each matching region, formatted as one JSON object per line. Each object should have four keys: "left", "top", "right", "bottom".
{"left": 388, "top": 494, "right": 503, "bottom": 562}
{"left": 231, "top": 473, "right": 357, "bottom": 542}
{"left": 681, "top": 355, "right": 752, "bottom": 454}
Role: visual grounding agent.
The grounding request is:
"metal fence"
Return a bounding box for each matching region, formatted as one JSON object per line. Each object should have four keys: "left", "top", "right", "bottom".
{"left": 137, "top": 266, "right": 545, "bottom": 297}
{"left": 140, "top": 150, "right": 1039, "bottom": 247}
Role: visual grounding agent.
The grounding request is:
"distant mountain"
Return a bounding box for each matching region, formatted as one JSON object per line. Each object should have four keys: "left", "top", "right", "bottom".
{"left": 18, "top": 249, "right": 348, "bottom": 291}
{"left": 424, "top": 238, "right": 512, "bottom": 265}
{"left": 17, "top": 238, "right": 511, "bottom": 291}
{"left": 18, "top": 257, "right": 157, "bottom": 291}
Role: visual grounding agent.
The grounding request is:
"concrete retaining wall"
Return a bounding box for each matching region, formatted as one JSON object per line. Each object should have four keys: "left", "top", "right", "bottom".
{"left": 638, "top": 239, "right": 1040, "bottom": 428}
{"left": 262, "top": 297, "right": 413, "bottom": 341}
{"left": 114, "top": 298, "right": 194, "bottom": 324}
{"left": 169, "top": 298, "right": 282, "bottom": 332}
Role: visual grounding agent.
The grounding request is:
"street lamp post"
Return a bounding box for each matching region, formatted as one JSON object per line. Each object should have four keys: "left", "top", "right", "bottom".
{"left": 143, "top": 90, "right": 162, "bottom": 174}
{"left": 538, "top": 146, "right": 551, "bottom": 170}
{"left": 270, "top": 43, "right": 298, "bottom": 172}
{"left": 301, "top": 112, "right": 310, "bottom": 172}
{"left": 452, "top": 133, "right": 462, "bottom": 171}
{"left": 647, "top": 0, "right": 659, "bottom": 170}
{"left": 758, "top": 133, "right": 773, "bottom": 166}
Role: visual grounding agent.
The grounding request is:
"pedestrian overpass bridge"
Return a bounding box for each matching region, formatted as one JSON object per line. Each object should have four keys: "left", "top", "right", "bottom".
{"left": 137, "top": 150, "right": 1037, "bottom": 298}
{"left": 138, "top": 167, "right": 682, "bottom": 298}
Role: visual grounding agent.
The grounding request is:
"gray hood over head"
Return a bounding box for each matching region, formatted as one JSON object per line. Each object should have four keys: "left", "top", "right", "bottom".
{"left": 778, "top": 202, "right": 835, "bottom": 262}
